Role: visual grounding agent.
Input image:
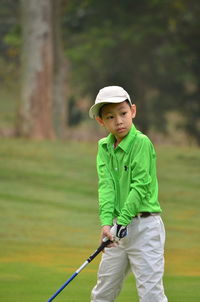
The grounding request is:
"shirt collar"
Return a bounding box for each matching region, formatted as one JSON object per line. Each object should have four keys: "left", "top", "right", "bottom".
{"left": 103, "top": 124, "right": 137, "bottom": 153}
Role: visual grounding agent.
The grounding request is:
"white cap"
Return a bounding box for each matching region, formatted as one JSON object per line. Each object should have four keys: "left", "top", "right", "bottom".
{"left": 89, "top": 86, "right": 132, "bottom": 119}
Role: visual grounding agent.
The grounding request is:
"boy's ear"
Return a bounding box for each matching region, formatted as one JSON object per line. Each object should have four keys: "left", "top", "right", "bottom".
{"left": 131, "top": 104, "right": 136, "bottom": 119}
{"left": 95, "top": 116, "right": 105, "bottom": 126}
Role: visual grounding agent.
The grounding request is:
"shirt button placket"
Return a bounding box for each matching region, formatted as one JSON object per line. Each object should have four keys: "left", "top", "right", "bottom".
{"left": 113, "top": 154, "right": 119, "bottom": 176}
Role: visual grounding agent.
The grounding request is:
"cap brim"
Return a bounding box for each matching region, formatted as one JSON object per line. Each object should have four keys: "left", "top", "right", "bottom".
{"left": 89, "top": 96, "right": 129, "bottom": 119}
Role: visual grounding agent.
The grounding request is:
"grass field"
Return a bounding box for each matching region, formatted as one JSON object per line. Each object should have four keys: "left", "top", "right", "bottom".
{"left": 0, "top": 138, "right": 200, "bottom": 302}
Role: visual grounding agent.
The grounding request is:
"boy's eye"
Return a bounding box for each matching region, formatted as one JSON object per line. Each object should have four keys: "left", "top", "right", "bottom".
{"left": 106, "top": 115, "right": 114, "bottom": 120}
{"left": 122, "top": 111, "right": 127, "bottom": 116}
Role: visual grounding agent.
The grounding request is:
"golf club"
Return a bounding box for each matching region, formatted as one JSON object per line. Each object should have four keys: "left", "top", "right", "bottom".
{"left": 47, "top": 238, "right": 112, "bottom": 302}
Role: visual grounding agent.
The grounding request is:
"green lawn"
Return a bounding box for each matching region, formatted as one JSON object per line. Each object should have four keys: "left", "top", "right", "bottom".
{"left": 0, "top": 138, "right": 200, "bottom": 302}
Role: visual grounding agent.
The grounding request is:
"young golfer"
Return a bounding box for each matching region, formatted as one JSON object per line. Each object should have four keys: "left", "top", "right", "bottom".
{"left": 89, "top": 86, "right": 168, "bottom": 302}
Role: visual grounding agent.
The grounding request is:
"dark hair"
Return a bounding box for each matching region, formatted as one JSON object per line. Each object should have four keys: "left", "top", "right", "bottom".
{"left": 98, "top": 99, "right": 131, "bottom": 118}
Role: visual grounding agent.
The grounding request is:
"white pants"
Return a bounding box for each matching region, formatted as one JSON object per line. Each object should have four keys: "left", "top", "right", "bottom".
{"left": 91, "top": 215, "right": 168, "bottom": 302}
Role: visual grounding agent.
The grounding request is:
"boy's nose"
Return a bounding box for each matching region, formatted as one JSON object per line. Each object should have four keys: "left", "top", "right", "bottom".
{"left": 116, "top": 116, "right": 123, "bottom": 125}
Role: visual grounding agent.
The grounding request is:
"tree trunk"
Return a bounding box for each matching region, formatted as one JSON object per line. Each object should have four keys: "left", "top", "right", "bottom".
{"left": 52, "top": 0, "right": 69, "bottom": 138}
{"left": 19, "top": 0, "right": 55, "bottom": 139}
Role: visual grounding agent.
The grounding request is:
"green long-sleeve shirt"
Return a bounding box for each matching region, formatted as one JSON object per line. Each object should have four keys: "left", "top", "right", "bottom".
{"left": 97, "top": 124, "right": 162, "bottom": 226}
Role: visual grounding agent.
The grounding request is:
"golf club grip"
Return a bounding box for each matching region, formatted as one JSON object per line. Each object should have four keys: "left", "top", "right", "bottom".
{"left": 87, "top": 239, "right": 112, "bottom": 262}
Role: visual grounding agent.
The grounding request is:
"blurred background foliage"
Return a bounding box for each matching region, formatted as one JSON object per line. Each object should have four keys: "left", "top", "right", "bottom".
{"left": 0, "top": 0, "right": 199, "bottom": 144}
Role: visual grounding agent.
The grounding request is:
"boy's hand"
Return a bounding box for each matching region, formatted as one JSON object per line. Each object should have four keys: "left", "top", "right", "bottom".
{"left": 110, "top": 223, "right": 127, "bottom": 242}
{"left": 101, "top": 226, "right": 116, "bottom": 248}
{"left": 101, "top": 224, "right": 127, "bottom": 248}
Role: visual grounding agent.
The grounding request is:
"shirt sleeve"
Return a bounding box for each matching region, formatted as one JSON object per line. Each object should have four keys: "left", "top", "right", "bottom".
{"left": 97, "top": 142, "right": 115, "bottom": 226}
{"left": 117, "top": 136, "right": 155, "bottom": 226}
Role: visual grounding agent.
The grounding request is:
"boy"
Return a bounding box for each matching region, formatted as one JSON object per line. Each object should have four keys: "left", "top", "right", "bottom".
{"left": 89, "top": 86, "right": 168, "bottom": 302}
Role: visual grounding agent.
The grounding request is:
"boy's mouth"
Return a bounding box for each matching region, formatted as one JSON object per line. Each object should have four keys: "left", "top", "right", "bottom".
{"left": 117, "top": 127, "right": 126, "bottom": 133}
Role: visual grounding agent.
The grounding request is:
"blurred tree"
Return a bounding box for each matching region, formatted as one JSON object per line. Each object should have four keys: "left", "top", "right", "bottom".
{"left": 18, "top": 0, "right": 68, "bottom": 139}
{"left": 153, "top": 0, "right": 200, "bottom": 144}
{"left": 1, "top": 0, "right": 199, "bottom": 142}
{"left": 62, "top": 0, "right": 171, "bottom": 133}
{"left": 0, "top": 0, "right": 20, "bottom": 61}
{"left": 0, "top": 0, "right": 21, "bottom": 87}
{"left": 62, "top": 0, "right": 200, "bottom": 143}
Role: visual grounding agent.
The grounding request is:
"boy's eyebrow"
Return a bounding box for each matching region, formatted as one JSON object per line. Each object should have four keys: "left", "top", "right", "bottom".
{"left": 118, "top": 105, "right": 128, "bottom": 110}
{"left": 101, "top": 108, "right": 115, "bottom": 115}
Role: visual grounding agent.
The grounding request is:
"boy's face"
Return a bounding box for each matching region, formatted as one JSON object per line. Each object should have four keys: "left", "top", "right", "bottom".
{"left": 96, "top": 101, "right": 136, "bottom": 144}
